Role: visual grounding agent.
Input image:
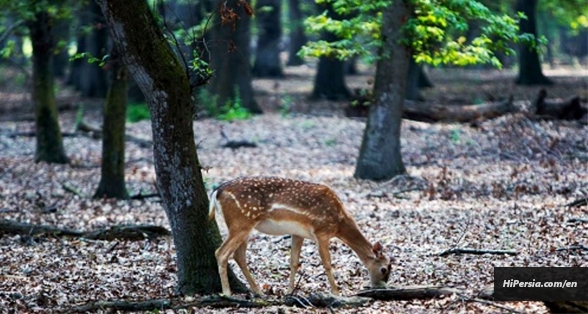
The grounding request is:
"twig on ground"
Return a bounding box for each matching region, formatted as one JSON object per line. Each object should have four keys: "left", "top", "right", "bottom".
{"left": 457, "top": 294, "right": 525, "bottom": 314}
{"left": 61, "top": 183, "right": 86, "bottom": 198}
{"left": 438, "top": 248, "right": 518, "bottom": 257}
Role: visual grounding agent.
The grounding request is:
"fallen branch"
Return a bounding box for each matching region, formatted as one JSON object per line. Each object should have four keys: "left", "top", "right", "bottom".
{"left": 355, "top": 285, "right": 461, "bottom": 300}
{"left": 567, "top": 217, "right": 588, "bottom": 223}
{"left": 8, "top": 131, "right": 78, "bottom": 138}
{"left": 458, "top": 294, "right": 525, "bottom": 314}
{"left": 61, "top": 183, "right": 87, "bottom": 198}
{"left": 566, "top": 198, "right": 588, "bottom": 208}
{"left": 285, "top": 293, "right": 370, "bottom": 308}
{"left": 0, "top": 219, "right": 83, "bottom": 237}
{"left": 402, "top": 96, "right": 516, "bottom": 123}
{"left": 65, "top": 293, "right": 364, "bottom": 313}
{"left": 555, "top": 245, "right": 588, "bottom": 252}
{"left": 75, "top": 120, "right": 153, "bottom": 148}
{"left": 66, "top": 299, "right": 171, "bottom": 313}
{"left": 438, "top": 248, "right": 518, "bottom": 257}
{"left": 83, "top": 225, "right": 170, "bottom": 241}
{"left": 534, "top": 89, "right": 587, "bottom": 120}
{"left": 220, "top": 129, "right": 257, "bottom": 149}
{"left": 129, "top": 192, "right": 160, "bottom": 200}
{"left": 0, "top": 219, "right": 170, "bottom": 241}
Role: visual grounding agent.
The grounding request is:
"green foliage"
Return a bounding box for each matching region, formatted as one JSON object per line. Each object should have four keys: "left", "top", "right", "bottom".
{"left": 69, "top": 52, "right": 109, "bottom": 67}
{"left": 539, "top": 0, "right": 588, "bottom": 32}
{"left": 197, "top": 89, "right": 251, "bottom": 121}
{"left": 301, "top": 0, "right": 531, "bottom": 68}
{"left": 280, "top": 95, "right": 294, "bottom": 117}
{"left": 127, "top": 103, "right": 151, "bottom": 122}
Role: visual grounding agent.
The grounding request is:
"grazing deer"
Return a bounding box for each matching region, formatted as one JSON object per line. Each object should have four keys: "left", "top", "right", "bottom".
{"left": 208, "top": 176, "right": 391, "bottom": 296}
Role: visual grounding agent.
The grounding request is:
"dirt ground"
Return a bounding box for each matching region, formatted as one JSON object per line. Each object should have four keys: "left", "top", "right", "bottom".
{"left": 0, "top": 64, "right": 587, "bottom": 313}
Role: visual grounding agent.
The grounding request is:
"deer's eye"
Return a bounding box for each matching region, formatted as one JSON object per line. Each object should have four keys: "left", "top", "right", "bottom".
{"left": 380, "top": 267, "right": 388, "bottom": 275}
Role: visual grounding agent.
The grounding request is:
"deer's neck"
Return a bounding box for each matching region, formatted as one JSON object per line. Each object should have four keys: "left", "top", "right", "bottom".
{"left": 337, "top": 217, "right": 375, "bottom": 265}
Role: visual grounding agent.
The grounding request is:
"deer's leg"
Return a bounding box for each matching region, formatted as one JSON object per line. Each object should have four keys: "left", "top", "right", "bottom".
{"left": 287, "top": 235, "right": 304, "bottom": 294}
{"left": 233, "top": 240, "right": 262, "bottom": 295}
{"left": 215, "top": 230, "right": 250, "bottom": 296}
{"left": 316, "top": 236, "right": 340, "bottom": 295}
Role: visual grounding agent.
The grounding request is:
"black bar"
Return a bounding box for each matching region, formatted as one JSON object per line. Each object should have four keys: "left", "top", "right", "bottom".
{"left": 494, "top": 267, "right": 588, "bottom": 301}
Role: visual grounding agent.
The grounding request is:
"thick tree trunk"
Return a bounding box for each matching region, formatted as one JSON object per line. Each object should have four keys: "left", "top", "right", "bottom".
{"left": 208, "top": 0, "right": 262, "bottom": 114}
{"left": 311, "top": 3, "right": 350, "bottom": 100}
{"left": 286, "top": 0, "right": 307, "bottom": 66}
{"left": 354, "top": 0, "right": 410, "bottom": 181}
{"left": 406, "top": 59, "right": 425, "bottom": 101}
{"left": 94, "top": 48, "right": 129, "bottom": 200}
{"left": 28, "top": 10, "right": 69, "bottom": 164}
{"left": 515, "top": 0, "right": 552, "bottom": 85}
{"left": 252, "top": 0, "right": 283, "bottom": 77}
{"left": 96, "top": 0, "right": 247, "bottom": 294}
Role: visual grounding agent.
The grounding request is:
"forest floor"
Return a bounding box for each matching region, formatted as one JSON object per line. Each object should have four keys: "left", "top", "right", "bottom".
{"left": 0, "top": 64, "right": 587, "bottom": 313}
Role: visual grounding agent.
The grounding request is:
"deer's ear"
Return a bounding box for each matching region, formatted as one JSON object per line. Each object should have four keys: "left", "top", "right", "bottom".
{"left": 372, "top": 242, "right": 383, "bottom": 256}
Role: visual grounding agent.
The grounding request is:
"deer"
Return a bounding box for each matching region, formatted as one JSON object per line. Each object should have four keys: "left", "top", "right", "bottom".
{"left": 208, "top": 176, "right": 392, "bottom": 296}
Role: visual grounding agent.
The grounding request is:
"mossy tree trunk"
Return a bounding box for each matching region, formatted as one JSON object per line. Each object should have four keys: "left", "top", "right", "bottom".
{"left": 207, "top": 0, "right": 262, "bottom": 114}
{"left": 96, "top": 0, "right": 247, "bottom": 295}
{"left": 28, "top": 9, "right": 69, "bottom": 164}
{"left": 94, "top": 48, "right": 129, "bottom": 200}
{"left": 354, "top": 0, "right": 410, "bottom": 181}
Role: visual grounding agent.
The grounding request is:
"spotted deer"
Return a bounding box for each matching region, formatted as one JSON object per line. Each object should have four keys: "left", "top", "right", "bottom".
{"left": 208, "top": 176, "right": 391, "bottom": 296}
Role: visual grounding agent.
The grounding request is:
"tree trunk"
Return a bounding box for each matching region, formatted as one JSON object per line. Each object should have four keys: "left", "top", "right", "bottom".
{"left": 252, "top": 0, "right": 283, "bottom": 77}
{"left": 310, "top": 3, "right": 350, "bottom": 100}
{"left": 286, "top": 0, "right": 307, "bottom": 66}
{"left": 354, "top": 0, "right": 410, "bottom": 181}
{"left": 94, "top": 48, "right": 129, "bottom": 200}
{"left": 208, "top": 0, "right": 262, "bottom": 114}
{"left": 28, "top": 10, "right": 69, "bottom": 164}
{"left": 69, "top": 1, "right": 109, "bottom": 97}
{"left": 406, "top": 59, "right": 425, "bottom": 101}
{"left": 515, "top": 0, "right": 553, "bottom": 85}
{"left": 96, "top": 0, "right": 247, "bottom": 294}
{"left": 52, "top": 16, "right": 70, "bottom": 79}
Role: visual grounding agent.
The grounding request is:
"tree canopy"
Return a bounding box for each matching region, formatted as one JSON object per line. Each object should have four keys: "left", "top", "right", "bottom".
{"left": 301, "top": 0, "right": 531, "bottom": 68}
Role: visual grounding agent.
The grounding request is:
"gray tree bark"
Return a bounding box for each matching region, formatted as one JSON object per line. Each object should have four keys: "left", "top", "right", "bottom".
{"left": 207, "top": 0, "right": 262, "bottom": 113}
{"left": 354, "top": 0, "right": 410, "bottom": 181}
